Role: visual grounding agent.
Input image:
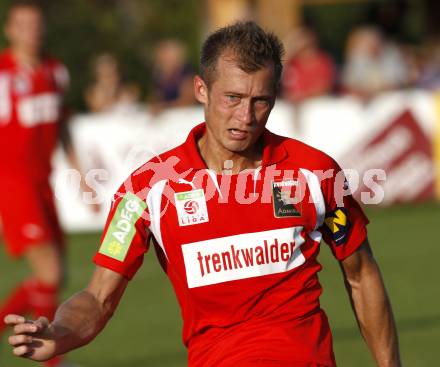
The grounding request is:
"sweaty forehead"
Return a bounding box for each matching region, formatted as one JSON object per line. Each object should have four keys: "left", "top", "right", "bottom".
{"left": 211, "top": 55, "right": 276, "bottom": 95}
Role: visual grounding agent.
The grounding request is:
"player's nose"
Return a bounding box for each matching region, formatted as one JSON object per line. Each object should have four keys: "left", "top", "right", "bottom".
{"left": 236, "top": 100, "right": 254, "bottom": 125}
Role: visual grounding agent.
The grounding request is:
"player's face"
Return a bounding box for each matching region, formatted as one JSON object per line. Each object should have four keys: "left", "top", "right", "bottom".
{"left": 194, "top": 52, "right": 276, "bottom": 155}
{"left": 4, "top": 6, "right": 44, "bottom": 54}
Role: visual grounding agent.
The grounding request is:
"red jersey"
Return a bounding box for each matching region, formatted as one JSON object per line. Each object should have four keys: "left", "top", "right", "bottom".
{"left": 94, "top": 123, "right": 369, "bottom": 366}
{"left": 0, "top": 49, "right": 69, "bottom": 180}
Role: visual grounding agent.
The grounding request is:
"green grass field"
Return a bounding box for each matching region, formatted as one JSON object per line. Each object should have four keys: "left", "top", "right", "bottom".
{"left": 1, "top": 202, "right": 439, "bottom": 366}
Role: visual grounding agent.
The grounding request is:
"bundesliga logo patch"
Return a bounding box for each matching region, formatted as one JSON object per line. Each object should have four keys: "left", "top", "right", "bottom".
{"left": 324, "top": 207, "right": 351, "bottom": 246}
{"left": 175, "top": 189, "right": 209, "bottom": 227}
{"left": 272, "top": 180, "right": 301, "bottom": 218}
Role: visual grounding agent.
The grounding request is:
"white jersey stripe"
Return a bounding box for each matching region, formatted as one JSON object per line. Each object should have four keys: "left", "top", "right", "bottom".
{"left": 300, "top": 168, "right": 326, "bottom": 229}
{"left": 206, "top": 169, "right": 223, "bottom": 199}
{"left": 308, "top": 230, "right": 323, "bottom": 243}
{"left": 147, "top": 179, "right": 169, "bottom": 260}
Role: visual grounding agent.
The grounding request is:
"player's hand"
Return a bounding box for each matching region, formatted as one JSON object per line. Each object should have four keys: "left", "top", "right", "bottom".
{"left": 5, "top": 314, "right": 58, "bottom": 362}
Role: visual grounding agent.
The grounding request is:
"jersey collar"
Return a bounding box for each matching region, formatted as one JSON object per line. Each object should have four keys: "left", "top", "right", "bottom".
{"left": 177, "top": 122, "right": 288, "bottom": 171}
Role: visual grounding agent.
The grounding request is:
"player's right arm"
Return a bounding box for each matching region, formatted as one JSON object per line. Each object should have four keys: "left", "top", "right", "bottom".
{"left": 5, "top": 178, "right": 151, "bottom": 361}
{"left": 5, "top": 266, "right": 127, "bottom": 361}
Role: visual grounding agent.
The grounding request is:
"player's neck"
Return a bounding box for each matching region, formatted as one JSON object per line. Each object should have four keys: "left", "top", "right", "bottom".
{"left": 198, "top": 134, "right": 262, "bottom": 174}
{"left": 10, "top": 46, "right": 41, "bottom": 68}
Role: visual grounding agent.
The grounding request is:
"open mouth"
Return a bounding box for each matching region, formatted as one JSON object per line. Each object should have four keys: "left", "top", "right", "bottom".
{"left": 228, "top": 128, "right": 249, "bottom": 140}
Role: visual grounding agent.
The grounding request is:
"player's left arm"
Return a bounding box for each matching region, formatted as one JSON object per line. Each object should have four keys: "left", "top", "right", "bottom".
{"left": 339, "top": 238, "right": 401, "bottom": 367}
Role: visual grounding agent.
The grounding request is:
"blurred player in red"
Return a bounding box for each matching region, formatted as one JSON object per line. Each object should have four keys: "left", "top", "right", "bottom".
{"left": 0, "top": 1, "right": 84, "bottom": 366}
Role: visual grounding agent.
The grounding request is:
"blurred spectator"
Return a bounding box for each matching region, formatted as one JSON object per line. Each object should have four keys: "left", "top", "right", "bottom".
{"left": 85, "top": 53, "right": 140, "bottom": 113}
{"left": 281, "top": 27, "right": 335, "bottom": 103}
{"left": 341, "top": 26, "right": 410, "bottom": 99}
{"left": 149, "top": 39, "right": 195, "bottom": 114}
{"left": 414, "top": 40, "right": 440, "bottom": 90}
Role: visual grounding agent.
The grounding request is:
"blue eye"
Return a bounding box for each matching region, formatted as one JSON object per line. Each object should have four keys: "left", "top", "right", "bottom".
{"left": 226, "top": 95, "right": 239, "bottom": 102}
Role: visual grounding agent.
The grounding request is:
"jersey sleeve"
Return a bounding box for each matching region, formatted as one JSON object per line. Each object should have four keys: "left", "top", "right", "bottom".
{"left": 93, "top": 183, "right": 151, "bottom": 280}
{"left": 319, "top": 159, "right": 369, "bottom": 260}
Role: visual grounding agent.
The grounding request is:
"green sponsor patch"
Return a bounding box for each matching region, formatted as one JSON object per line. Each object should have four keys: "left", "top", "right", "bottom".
{"left": 176, "top": 190, "right": 203, "bottom": 201}
{"left": 99, "top": 192, "right": 147, "bottom": 261}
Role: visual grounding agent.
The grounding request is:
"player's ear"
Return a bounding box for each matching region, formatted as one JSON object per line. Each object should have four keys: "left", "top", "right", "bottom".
{"left": 194, "top": 75, "right": 208, "bottom": 105}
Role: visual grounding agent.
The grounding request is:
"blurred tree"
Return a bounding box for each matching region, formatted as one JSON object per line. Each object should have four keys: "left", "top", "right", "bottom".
{"left": 0, "top": 0, "right": 201, "bottom": 111}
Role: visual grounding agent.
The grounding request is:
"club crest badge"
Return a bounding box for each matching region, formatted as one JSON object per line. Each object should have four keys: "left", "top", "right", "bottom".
{"left": 174, "top": 189, "right": 209, "bottom": 227}
{"left": 272, "top": 180, "right": 301, "bottom": 218}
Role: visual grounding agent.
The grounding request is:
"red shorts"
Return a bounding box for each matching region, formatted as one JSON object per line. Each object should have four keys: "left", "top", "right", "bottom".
{"left": 0, "top": 175, "right": 64, "bottom": 257}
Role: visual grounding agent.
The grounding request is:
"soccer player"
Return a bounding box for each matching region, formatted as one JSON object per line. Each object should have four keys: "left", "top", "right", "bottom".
{"left": 5, "top": 21, "right": 401, "bottom": 366}
{"left": 0, "top": 1, "right": 86, "bottom": 366}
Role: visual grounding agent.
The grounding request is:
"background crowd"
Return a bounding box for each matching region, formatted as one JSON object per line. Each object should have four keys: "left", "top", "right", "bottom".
{"left": 83, "top": 21, "right": 440, "bottom": 114}
{"left": 0, "top": 0, "right": 438, "bottom": 115}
